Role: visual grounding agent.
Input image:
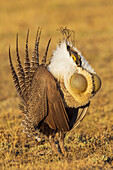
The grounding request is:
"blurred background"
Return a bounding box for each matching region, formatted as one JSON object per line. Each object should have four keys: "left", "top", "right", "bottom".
{"left": 0, "top": 0, "right": 113, "bottom": 168}
{"left": 0, "top": 0, "right": 113, "bottom": 110}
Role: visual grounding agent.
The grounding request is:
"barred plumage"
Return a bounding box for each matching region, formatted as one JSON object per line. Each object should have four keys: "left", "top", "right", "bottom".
{"left": 30, "top": 28, "right": 42, "bottom": 84}
{"left": 31, "top": 28, "right": 41, "bottom": 69}
{"left": 9, "top": 47, "right": 26, "bottom": 105}
{"left": 18, "top": 104, "right": 28, "bottom": 116}
{"left": 41, "top": 38, "right": 51, "bottom": 66}
{"left": 24, "top": 30, "right": 31, "bottom": 96}
{"left": 16, "top": 34, "right": 27, "bottom": 99}
{"left": 35, "top": 27, "right": 40, "bottom": 66}
{"left": 9, "top": 28, "right": 101, "bottom": 155}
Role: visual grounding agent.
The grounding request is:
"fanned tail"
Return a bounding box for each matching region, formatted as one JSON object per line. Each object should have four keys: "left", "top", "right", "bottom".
{"left": 24, "top": 30, "right": 31, "bottom": 96}
{"left": 41, "top": 38, "right": 51, "bottom": 66}
{"left": 35, "top": 27, "right": 40, "bottom": 67}
{"left": 9, "top": 29, "right": 51, "bottom": 138}
{"left": 9, "top": 47, "right": 26, "bottom": 105}
{"left": 30, "top": 28, "right": 42, "bottom": 81}
{"left": 16, "top": 34, "right": 28, "bottom": 101}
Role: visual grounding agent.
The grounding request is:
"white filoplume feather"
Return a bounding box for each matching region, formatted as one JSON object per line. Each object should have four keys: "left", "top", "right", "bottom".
{"left": 48, "top": 41, "right": 96, "bottom": 108}
{"left": 48, "top": 41, "right": 95, "bottom": 81}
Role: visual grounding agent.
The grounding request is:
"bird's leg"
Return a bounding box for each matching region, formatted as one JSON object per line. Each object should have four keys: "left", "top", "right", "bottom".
{"left": 59, "top": 132, "right": 66, "bottom": 155}
{"left": 49, "top": 135, "right": 60, "bottom": 155}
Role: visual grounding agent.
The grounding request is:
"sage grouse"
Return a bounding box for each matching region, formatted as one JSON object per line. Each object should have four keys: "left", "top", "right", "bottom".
{"left": 9, "top": 28, "right": 101, "bottom": 154}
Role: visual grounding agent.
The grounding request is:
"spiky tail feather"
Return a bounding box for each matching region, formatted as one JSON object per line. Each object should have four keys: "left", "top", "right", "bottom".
{"left": 24, "top": 30, "right": 31, "bottom": 97}
{"left": 41, "top": 38, "right": 51, "bottom": 66}
{"left": 16, "top": 34, "right": 28, "bottom": 101}
{"left": 30, "top": 28, "right": 41, "bottom": 81}
{"left": 9, "top": 29, "right": 51, "bottom": 138}
{"left": 9, "top": 47, "right": 27, "bottom": 105}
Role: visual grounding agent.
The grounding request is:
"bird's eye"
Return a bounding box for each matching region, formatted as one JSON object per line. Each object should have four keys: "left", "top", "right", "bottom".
{"left": 70, "top": 73, "right": 88, "bottom": 93}
{"left": 92, "top": 74, "right": 101, "bottom": 93}
{"left": 67, "top": 45, "right": 81, "bottom": 66}
{"left": 71, "top": 53, "right": 81, "bottom": 66}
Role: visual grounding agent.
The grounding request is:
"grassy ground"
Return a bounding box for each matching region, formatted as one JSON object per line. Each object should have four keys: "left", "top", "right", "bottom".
{"left": 0, "top": 0, "right": 113, "bottom": 169}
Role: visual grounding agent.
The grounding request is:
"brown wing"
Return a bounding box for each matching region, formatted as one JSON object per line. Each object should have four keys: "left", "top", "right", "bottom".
{"left": 74, "top": 104, "right": 89, "bottom": 128}
{"left": 28, "top": 66, "right": 70, "bottom": 132}
{"left": 67, "top": 103, "right": 90, "bottom": 132}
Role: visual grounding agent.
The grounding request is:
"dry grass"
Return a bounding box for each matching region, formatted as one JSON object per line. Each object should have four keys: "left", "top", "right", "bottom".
{"left": 0, "top": 0, "right": 113, "bottom": 169}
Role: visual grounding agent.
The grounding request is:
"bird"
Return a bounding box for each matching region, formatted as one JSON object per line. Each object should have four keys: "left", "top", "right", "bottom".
{"left": 9, "top": 27, "right": 101, "bottom": 155}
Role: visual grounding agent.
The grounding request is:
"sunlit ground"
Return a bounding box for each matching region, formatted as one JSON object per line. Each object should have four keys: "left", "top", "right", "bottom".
{"left": 0, "top": 0, "right": 113, "bottom": 169}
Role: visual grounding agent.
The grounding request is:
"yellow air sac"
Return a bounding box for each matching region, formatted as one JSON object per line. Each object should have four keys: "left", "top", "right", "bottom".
{"left": 70, "top": 73, "right": 88, "bottom": 93}
{"left": 93, "top": 74, "right": 101, "bottom": 93}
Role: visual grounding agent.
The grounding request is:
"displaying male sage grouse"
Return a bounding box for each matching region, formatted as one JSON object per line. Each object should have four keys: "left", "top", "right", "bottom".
{"left": 9, "top": 28, "right": 101, "bottom": 155}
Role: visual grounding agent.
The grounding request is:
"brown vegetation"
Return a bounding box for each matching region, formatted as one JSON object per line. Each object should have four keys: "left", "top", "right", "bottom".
{"left": 0, "top": 0, "right": 113, "bottom": 169}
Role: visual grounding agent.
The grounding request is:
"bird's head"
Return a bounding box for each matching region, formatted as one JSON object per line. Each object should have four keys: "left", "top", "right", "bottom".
{"left": 48, "top": 30, "right": 101, "bottom": 107}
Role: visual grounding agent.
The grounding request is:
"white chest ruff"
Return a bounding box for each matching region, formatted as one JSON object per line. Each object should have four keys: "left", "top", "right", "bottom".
{"left": 48, "top": 41, "right": 95, "bottom": 108}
